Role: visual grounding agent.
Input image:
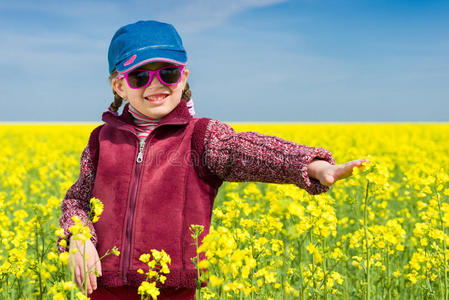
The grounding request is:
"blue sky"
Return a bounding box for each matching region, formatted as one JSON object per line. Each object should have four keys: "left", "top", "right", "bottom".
{"left": 0, "top": 0, "right": 448, "bottom": 122}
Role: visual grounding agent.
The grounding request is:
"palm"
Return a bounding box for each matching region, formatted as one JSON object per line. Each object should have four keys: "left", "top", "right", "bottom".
{"left": 321, "top": 159, "right": 368, "bottom": 186}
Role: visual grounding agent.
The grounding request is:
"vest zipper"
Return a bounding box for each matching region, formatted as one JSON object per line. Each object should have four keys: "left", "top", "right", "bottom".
{"left": 122, "top": 139, "right": 146, "bottom": 284}
{"left": 118, "top": 121, "right": 186, "bottom": 284}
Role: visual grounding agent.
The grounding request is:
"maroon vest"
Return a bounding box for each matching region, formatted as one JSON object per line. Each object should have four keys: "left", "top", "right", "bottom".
{"left": 92, "top": 101, "right": 223, "bottom": 288}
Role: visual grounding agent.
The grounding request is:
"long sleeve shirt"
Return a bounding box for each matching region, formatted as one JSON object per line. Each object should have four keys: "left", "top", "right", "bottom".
{"left": 58, "top": 110, "right": 334, "bottom": 253}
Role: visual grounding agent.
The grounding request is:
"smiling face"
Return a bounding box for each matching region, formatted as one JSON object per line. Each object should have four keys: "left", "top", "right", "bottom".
{"left": 111, "top": 62, "right": 189, "bottom": 119}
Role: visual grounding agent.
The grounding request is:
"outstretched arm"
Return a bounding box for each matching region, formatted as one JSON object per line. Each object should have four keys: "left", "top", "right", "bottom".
{"left": 200, "top": 119, "right": 336, "bottom": 195}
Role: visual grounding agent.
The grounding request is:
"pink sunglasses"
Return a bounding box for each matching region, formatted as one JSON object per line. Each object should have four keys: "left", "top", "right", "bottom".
{"left": 117, "top": 65, "right": 185, "bottom": 89}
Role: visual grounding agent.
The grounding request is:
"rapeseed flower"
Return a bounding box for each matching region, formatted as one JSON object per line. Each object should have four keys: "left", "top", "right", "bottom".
{"left": 2, "top": 123, "right": 449, "bottom": 298}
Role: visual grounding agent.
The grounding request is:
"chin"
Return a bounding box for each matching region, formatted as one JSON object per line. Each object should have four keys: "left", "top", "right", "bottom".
{"left": 149, "top": 108, "right": 170, "bottom": 119}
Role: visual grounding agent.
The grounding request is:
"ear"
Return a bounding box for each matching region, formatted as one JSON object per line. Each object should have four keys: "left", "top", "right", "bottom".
{"left": 111, "top": 77, "right": 127, "bottom": 99}
{"left": 181, "top": 67, "right": 189, "bottom": 89}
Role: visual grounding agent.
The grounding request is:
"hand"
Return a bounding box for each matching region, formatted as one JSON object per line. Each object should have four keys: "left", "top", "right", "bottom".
{"left": 68, "top": 235, "right": 102, "bottom": 295}
{"left": 307, "top": 158, "right": 370, "bottom": 187}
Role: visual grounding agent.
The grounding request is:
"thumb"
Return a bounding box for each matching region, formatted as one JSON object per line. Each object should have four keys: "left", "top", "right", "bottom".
{"left": 323, "top": 174, "right": 335, "bottom": 186}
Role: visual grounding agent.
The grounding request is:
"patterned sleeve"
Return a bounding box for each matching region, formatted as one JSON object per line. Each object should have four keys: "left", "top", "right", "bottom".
{"left": 57, "top": 126, "right": 102, "bottom": 253}
{"left": 202, "top": 119, "right": 336, "bottom": 195}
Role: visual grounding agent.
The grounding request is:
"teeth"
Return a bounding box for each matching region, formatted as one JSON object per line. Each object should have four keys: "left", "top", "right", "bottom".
{"left": 148, "top": 95, "right": 167, "bottom": 101}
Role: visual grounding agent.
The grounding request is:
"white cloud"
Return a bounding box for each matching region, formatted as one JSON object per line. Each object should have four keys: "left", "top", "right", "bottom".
{"left": 0, "top": 1, "right": 120, "bottom": 19}
{"left": 1, "top": 0, "right": 289, "bottom": 34}
{"left": 0, "top": 0, "right": 291, "bottom": 75}
{"left": 0, "top": 31, "right": 106, "bottom": 66}
{"left": 160, "top": 0, "right": 289, "bottom": 33}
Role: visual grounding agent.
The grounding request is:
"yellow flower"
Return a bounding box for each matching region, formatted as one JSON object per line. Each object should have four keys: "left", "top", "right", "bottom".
{"left": 331, "top": 271, "right": 344, "bottom": 285}
{"left": 160, "top": 275, "right": 167, "bottom": 284}
{"left": 138, "top": 281, "right": 160, "bottom": 299}
{"left": 68, "top": 216, "right": 83, "bottom": 236}
{"left": 151, "top": 249, "right": 162, "bottom": 261}
{"left": 444, "top": 188, "right": 449, "bottom": 197}
{"left": 76, "top": 291, "right": 88, "bottom": 299}
{"left": 306, "top": 243, "right": 317, "bottom": 255}
{"left": 59, "top": 252, "right": 69, "bottom": 264}
{"left": 139, "top": 253, "right": 151, "bottom": 263}
{"left": 148, "top": 270, "right": 158, "bottom": 279}
{"left": 209, "top": 275, "right": 224, "bottom": 286}
{"left": 197, "top": 259, "right": 209, "bottom": 269}
{"left": 58, "top": 239, "right": 67, "bottom": 248}
{"left": 148, "top": 260, "right": 157, "bottom": 269}
{"left": 111, "top": 246, "right": 120, "bottom": 256}
{"left": 47, "top": 252, "right": 58, "bottom": 261}
{"left": 52, "top": 292, "right": 65, "bottom": 300}
{"left": 63, "top": 281, "right": 75, "bottom": 291}
{"left": 160, "top": 264, "right": 170, "bottom": 274}
{"left": 90, "top": 197, "right": 104, "bottom": 223}
{"left": 55, "top": 227, "right": 65, "bottom": 238}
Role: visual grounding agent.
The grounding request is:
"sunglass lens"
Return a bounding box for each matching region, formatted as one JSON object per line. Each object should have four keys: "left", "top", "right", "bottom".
{"left": 159, "top": 67, "right": 182, "bottom": 84}
{"left": 127, "top": 70, "right": 150, "bottom": 88}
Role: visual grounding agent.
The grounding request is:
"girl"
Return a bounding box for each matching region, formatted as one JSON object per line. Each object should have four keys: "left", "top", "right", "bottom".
{"left": 58, "top": 20, "right": 368, "bottom": 300}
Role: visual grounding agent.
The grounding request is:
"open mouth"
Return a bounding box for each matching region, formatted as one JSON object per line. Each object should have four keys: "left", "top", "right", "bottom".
{"left": 145, "top": 94, "right": 168, "bottom": 105}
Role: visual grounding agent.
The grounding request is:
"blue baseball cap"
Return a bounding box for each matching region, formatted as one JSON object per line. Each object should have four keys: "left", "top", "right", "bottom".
{"left": 108, "top": 20, "right": 187, "bottom": 75}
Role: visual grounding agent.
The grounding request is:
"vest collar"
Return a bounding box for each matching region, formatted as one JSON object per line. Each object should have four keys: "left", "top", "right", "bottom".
{"left": 102, "top": 100, "right": 192, "bottom": 135}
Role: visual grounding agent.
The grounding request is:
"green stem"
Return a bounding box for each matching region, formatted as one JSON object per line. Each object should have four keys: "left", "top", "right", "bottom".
{"left": 83, "top": 241, "right": 87, "bottom": 296}
{"left": 70, "top": 252, "right": 75, "bottom": 300}
{"left": 344, "top": 261, "right": 349, "bottom": 300}
{"left": 386, "top": 247, "right": 391, "bottom": 300}
{"left": 194, "top": 236, "right": 202, "bottom": 300}
{"left": 35, "top": 219, "right": 43, "bottom": 300}
{"left": 322, "top": 238, "right": 328, "bottom": 300}
{"left": 298, "top": 238, "right": 304, "bottom": 300}
{"left": 437, "top": 184, "right": 447, "bottom": 300}
{"left": 281, "top": 236, "right": 288, "bottom": 300}
{"left": 309, "top": 230, "right": 316, "bottom": 296}
{"left": 363, "top": 180, "right": 371, "bottom": 300}
{"left": 85, "top": 247, "right": 114, "bottom": 275}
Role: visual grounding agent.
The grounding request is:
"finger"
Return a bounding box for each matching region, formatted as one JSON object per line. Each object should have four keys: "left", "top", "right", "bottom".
{"left": 89, "top": 266, "right": 97, "bottom": 290}
{"left": 324, "top": 174, "right": 335, "bottom": 186}
{"left": 347, "top": 159, "right": 364, "bottom": 168}
{"left": 89, "top": 275, "right": 96, "bottom": 294}
{"left": 86, "top": 274, "right": 93, "bottom": 294}
{"left": 68, "top": 252, "right": 79, "bottom": 269}
{"left": 92, "top": 250, "right": 102, "bottom": 277}
{"left": 82, "top": 264, "right": 92, "bottom": 294}
{"left": 335, "top": 165, "right": 354, "bottom": 180}
{"left": 356, "top": 159, "right": 371, "bottom": 167}
{"left": 96, "top": 259, "right": 102, "bottom": 277}
{"left": 78, "top": 265, "right": 85, "bottom": 290}
{"left": 75, "top": 266, "right": 83, "bottom": 290}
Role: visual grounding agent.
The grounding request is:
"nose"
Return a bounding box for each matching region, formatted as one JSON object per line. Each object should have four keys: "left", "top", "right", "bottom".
{"left": 149, "top": 73, "right": 164, "bottom": 88}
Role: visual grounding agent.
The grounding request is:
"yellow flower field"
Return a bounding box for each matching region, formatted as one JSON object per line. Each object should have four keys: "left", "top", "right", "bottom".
{"left": 1, "top": 123, "right": 449, "bottom": 299}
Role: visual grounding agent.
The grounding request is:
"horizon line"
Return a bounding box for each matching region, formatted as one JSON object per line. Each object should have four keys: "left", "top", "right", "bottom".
{"left": 1, "top": 121, "right": 449, "bottom": 125}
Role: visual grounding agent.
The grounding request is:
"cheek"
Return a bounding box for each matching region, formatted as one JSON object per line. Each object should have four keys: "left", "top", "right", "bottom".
{"left": 170, "top": 85, "right": 184, "bottom": 97}
{"left": 127, "top": 90, "right": 142, "bottom": 98}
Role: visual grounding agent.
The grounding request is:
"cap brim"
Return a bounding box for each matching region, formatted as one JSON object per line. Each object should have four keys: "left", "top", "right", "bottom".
{"left": 117, "top": 49, "right": 187, "bottom": 74}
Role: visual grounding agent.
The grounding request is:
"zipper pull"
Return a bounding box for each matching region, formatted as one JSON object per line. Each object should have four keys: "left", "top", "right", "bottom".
{"left": 136, "top": 140, "right": 145, "bottom": 163}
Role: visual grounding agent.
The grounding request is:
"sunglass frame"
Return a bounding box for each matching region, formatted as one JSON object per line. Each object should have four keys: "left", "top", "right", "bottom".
{"left": 117, "top": 65, "right": 185, "bottom": 89}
